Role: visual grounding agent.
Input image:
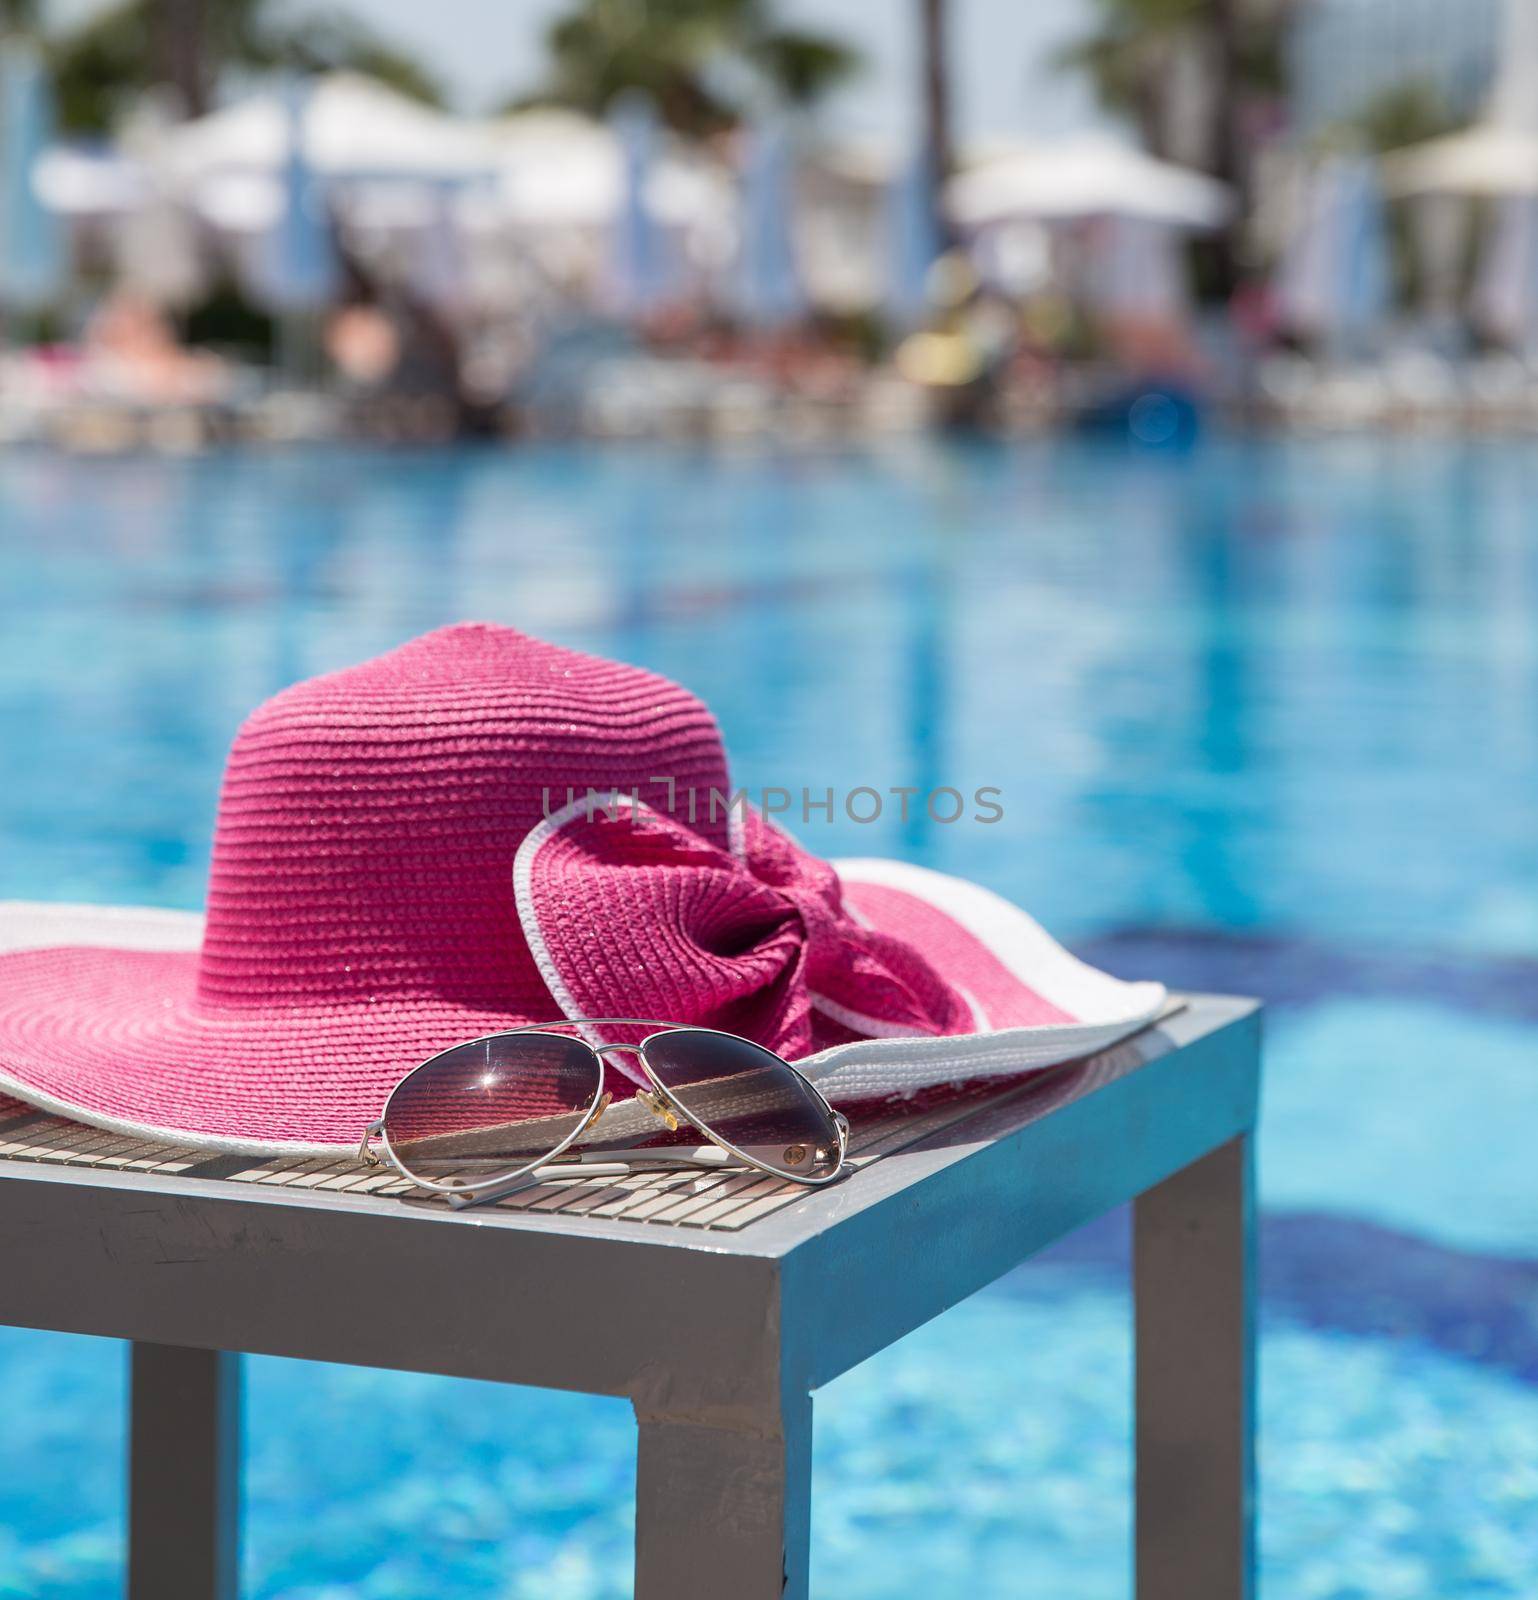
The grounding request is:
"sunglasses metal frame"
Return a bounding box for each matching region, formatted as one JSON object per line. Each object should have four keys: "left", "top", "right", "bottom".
{"left": 358, "top": 1018, "right": 850, "bottom": 1209}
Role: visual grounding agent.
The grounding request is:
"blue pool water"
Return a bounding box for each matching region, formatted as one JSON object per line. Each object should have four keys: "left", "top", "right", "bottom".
{"left": 1, "top": 436, "right": 1535, "bottom": 1596}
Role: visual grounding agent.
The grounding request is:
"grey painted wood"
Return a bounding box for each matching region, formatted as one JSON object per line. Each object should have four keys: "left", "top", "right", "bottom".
{"left": 781, "top": 998, "right": 1260, "bottom": 1390}
{"left": 129, "top": 1342, "right": 240, "bottom": 1600}
{"left": 634, "top": 1391, "right": 812, "bottom": 1600}
{"left": 1134, "top": 1134, "right": 1257, "bottom": 1600}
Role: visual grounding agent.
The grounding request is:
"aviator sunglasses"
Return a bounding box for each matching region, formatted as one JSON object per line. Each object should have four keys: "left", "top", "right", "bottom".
{"left": 358, "top": 1019, "right": 850, "bottom": 1209}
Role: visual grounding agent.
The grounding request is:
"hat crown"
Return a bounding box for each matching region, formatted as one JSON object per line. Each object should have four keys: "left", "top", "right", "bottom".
{"left": 195, "top": 624, "right": 733, "bottom": 1014}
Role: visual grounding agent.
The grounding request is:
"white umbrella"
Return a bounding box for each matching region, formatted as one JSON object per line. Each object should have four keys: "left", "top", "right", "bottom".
{"left": 1382, "top": 0, "right": 1538, "bottom": 198}
{"left": 34, "top": 146, "right": 146, "bottom": 217}
{"left": 493, "top": 110, "right": 619, "bottom": 229}
{"left": 1382, "top": 125, "right": 1538, "bottom": 199}
{"left": 492, "top": 108, "right": 728, "bottom": 233}
{"left": 948, "top": 137, "right": 1232, "bottom": 231}
{"left": 168, "top": 73, "right": 499, "bottom": 185}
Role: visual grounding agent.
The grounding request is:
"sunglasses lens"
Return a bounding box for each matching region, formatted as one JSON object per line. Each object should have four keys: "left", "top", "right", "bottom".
{"left": 641, "top": 1029, "right": 842, "bottom": 1180}
{"left": 382, "top": 1032, "right": 601, "bottom": 1188}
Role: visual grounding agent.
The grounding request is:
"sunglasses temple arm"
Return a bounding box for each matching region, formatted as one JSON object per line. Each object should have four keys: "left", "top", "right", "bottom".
{"left": 444, "top": 1145, "right": 739, "bottom": 1211}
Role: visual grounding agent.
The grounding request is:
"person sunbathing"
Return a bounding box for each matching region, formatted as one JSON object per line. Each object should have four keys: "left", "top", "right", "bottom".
{"left": 84, "top": 293, "right": 229, "bottom": 408}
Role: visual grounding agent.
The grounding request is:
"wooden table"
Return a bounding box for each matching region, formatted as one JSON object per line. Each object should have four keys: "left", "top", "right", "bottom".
{"left": 0, "top": 992, "right": 1260, "bottom": 1600}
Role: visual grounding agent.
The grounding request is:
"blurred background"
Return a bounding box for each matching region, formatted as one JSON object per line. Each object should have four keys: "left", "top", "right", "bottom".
{"left": 1, "top": 2, "right": 1537, "bottom": 1597}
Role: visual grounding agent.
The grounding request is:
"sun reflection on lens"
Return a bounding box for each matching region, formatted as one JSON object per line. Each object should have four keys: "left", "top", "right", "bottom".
{"left": 382, "top": 1033, "right": 602, "bottom": 1189}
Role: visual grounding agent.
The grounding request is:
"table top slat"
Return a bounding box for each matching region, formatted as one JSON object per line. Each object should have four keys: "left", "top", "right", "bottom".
{"left": 0, "top": 1064, "right": 1113, "bottom": 1229}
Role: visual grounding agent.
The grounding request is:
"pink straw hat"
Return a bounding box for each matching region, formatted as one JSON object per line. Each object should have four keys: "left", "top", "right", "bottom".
{"left": 0, "top": 624, "right": 1164, "bottom": 1154}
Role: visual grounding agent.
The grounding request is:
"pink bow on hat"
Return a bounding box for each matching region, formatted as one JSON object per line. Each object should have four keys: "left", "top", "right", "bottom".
{"left": 514, "top": 797, "right": 976, "bottom": 1075}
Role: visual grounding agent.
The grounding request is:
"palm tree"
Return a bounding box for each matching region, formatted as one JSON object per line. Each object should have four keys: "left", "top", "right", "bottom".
{"left": 152, "top": 0, "right": 209, "bottom": 118}
{"left": 44, "top": 0, "right": 445, "bottom": 135}
{"left": 521, "top": 0, "right": 859, "bottom": 135}
{"left": 1063, "top": 0, "right": 1288, "bottom": 160}
{"left": 1060, "top": 0, "right": 1289, "bottom": 287}
{"left": 0, "top": 0, "right": 42, "bottom": 31}
{"left": 919, "top": 0, "right": 952, "bottom": 178}
{"left": 919, "top": 0, "right": 953, "bottom": 247}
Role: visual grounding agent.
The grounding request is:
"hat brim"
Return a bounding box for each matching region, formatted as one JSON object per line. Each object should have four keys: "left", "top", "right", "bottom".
{"left": 802, "top": 858, "right": 1166, "bottom": 1100}
{"left": 0, "top": 873, "right": 1164, "bottom": 1155}
{"left": 0, "top": 903, "right": 541, "bottom": 1155}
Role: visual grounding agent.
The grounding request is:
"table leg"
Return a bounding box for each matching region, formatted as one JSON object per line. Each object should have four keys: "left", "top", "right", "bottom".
{"left": 128, "top": 1342, "right": 241, "bottom": 1600}
{"left": 1134, "top": 1133, "right": 1256, "bottom": 1600}
{"left": 634, "top": 1390, "right": 812, "bottom": 1600}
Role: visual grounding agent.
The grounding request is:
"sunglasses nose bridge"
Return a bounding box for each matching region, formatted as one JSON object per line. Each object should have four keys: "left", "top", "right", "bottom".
{"left": 588, "top": 1043, "right": 669, "bottom": 1125}
{"left": 591, "top": 1041, "right": 650, "bottom": 1084}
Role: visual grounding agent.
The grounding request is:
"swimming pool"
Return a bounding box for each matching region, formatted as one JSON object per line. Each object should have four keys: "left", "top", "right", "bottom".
{"left": 1, "top": 436, "right": 1534, "bottom": 1596}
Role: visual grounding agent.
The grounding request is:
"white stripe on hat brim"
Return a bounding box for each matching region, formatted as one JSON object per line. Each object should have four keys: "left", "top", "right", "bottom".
{"left": 795, "top": 859, "right": 1167, "bottom": 1101}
